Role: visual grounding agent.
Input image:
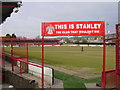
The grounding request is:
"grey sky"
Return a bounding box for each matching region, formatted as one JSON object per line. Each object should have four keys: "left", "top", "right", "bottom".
{"left": 2, "top": 2, "right": 118, "bottom": 38}
{"left": 118, "top": 1, "right": 120, "bottom": 24}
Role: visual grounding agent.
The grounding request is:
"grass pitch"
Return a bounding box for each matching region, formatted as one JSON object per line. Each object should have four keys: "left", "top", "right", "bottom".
{"left": 54, "top": 70, "right": 101, "bottom": 88}
{"left": 4, "top": 46, "right": 115, "bottom": 74}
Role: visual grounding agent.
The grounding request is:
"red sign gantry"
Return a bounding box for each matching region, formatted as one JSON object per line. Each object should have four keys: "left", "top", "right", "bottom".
{"left": 41, "top": 21, "right": 105, "bottom": 88}
{"left": 42, "top": 21, "right": 105, "bottom": 36}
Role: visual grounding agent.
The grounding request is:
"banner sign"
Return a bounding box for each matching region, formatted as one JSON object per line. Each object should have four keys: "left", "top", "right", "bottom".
{"left": 42, "top": 21, "right": 105, "bottom": 36}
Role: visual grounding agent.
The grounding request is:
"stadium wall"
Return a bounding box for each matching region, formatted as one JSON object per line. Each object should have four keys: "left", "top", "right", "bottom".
{"left": 4, "top": 69, "right": 39, "bottom": 89}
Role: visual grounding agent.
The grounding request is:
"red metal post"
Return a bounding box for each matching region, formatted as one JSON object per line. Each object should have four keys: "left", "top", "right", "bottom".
{"left": 102, "top": 35, "right": 106, "bottom": 89}
{"left": 11, "top": 40, "right": 14, "bottom": 72}
{"left": 2, "top": 37, "right": 5, "bottom": 67}
{"left": 41, "top": 23, "right": 45, "bottom": 88}
{"left": 26, "top": 42, "right": 28, "bottom": 62}
{"left": 42, "top": 36, "right": 44, "bottom": 88}
{"left": 115, "top": 24, "right": 119, "bottom": 89}
{"left": 26, "top": 42, "right": 29, "bottom": 73}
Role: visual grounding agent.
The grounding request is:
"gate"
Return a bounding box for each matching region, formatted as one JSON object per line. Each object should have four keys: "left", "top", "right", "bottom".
{"left": 102, "top": 24, "right": 120, "bottom": 89}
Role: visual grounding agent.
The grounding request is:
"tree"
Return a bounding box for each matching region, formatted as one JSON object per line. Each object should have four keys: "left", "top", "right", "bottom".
{"left": 36, "top": 35, "right": 40, "bottom": 39}
{"left": 11, "top": 33, "right": 16, "bottom": 38}
{"left": 6, "top": 34, "right": 11, "bottom": 38}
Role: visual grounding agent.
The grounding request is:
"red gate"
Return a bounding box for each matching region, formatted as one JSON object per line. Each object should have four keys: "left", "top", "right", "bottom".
{"left": 102, "top": 24, "right": 120, "bottom": 89}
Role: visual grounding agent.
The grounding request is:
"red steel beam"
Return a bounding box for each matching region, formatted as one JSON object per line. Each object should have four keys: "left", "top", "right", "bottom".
{"left": 102, "top": 35, "right": 106, "bottom": 89}
{"left": 12, "top": 58, "right": 42, "bottom": 68}
{"left": 41, "top": 22, "right": 45, "bottom": 88}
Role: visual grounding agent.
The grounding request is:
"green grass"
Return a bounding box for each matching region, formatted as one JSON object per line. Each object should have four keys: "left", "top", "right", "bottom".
{"left": 4, "top": 46, "right": 115, "bottom": 74}
{"left": 54, "top": 70, "right": 101, "bottom": 89}
{"left": 4, "top": 46, "right": 114, "bottom": 88}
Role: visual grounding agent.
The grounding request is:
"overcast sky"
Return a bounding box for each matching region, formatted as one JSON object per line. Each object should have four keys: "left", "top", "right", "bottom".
{"left": 1, "top": 2, "right": 119, "bottom": 38}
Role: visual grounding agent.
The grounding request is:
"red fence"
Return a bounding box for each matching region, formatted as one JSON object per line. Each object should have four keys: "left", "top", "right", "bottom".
{"left": 105, "top": 70, "right": 116, "bottom": 88}
{"left": 102, "top": 24, "right": 120, "bottom": 89}
{"left": 11, "top": 43, "right": 28, "bottom": 72}
{"left": 2, "top": 40, "right": 45, "bottom": 88}
{"left": 2, "top": 23, "right": 120, "bottom": 89}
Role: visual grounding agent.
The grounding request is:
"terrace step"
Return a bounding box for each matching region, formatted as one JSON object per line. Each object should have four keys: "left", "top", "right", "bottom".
{"left": 3, "top": 61, "right": 64, "bottom": 88}
{"left": 85, "top": 83, "right": 101, "bottom": 89}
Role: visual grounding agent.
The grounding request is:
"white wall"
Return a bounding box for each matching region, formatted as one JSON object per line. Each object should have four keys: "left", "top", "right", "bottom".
{"left": 17, "top": 61, "right": 54, "bottom": 86}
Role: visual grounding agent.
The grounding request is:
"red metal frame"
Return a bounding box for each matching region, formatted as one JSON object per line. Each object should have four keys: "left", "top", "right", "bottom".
{"left": 42, "top": 21, "right": 105, "bottom": 89}
{"left": 102, "top": 35, "right": 106, "bottom": 89}
{"left": 41, "top": 22, "right": 45, "bottom": 88}
{"left": 10, "top": 41, "right": 44, "bottom": 88}
{"left": 42, "top": 35, "right": 44, "bottom": 88}
{"left": 2, "top": 37, "right": 58, "bottom": 88}
{"left": 2, "top": 21, "right": 110, "bottom": 89}
{"left": 2, "top": 37, "right": 5, "bottom": 67}
{"left": 11, "top": 40, "right": 14, "bottom": 72}
{"left": 11, "top": 42, "right": 28, "bottom": 73}
{"left": 116, "top": 24, "right": 120, "bottom": 89}
{"left": 101, "top": 24, "right": 120, "bottom": 89}
{"left": 12, "top": 58, "right": 42, "bottom": 68}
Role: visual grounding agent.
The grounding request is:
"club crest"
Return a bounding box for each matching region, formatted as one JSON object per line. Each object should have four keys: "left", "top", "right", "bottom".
{"left": 46, "top": 24, "right": 55, "bottom": 34}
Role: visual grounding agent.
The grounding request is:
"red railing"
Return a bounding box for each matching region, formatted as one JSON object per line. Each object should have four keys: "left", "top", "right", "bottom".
{"left": 102, "top": 24, "right": 120, "bottom": 89}
{"left": 2, "top": 41, "right": 45, "bottom": 88}
{"left": 12, "top": 57, "right": 42, "bottom": 74}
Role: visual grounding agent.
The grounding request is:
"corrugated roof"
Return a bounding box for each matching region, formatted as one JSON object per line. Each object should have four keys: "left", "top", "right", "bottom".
{"left": 0, "top": 0, "right": 21, "bottom": 2}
